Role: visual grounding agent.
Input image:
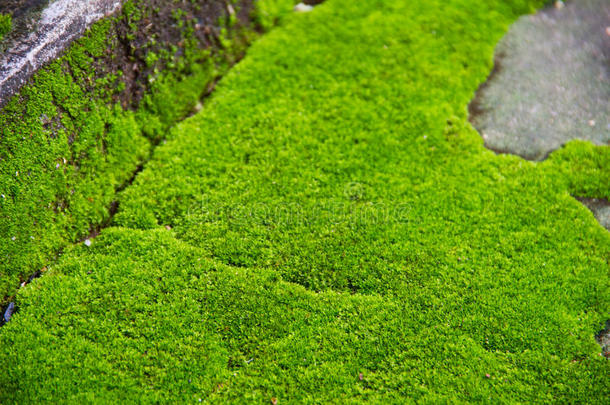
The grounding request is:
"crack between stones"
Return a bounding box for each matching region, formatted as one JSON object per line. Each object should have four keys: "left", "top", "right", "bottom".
{"left": 1, "top": 35, "right": 241, "bottom": 329}
{"left": 1, "top": 0, "right": 330, "bottom": 328}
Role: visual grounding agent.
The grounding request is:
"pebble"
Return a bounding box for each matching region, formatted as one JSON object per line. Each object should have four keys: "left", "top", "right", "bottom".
{"left": 294, "top": 3, "right": 314, "bottom": 12}
{"left": 588, "top": 120, "right": 595, "bottom": 127}
{"left": 3, "top": 302, "right": 15, "bottom": 323}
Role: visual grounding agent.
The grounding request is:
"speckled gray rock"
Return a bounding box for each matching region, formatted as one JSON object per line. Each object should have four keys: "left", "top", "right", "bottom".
{"left": 576, "top": 197, "right": 610, "bottom": 230}
{"left": 0, "top": 0, "right": 124, "bottom": 105}
{"left": 469, "top": 0, "right": 610, "bottom": 161}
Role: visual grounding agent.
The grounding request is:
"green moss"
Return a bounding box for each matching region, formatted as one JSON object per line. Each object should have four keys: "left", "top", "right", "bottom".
{"left": 0, "top": 13, "right": 10, "bottom": 41}
{"left": 0, "top": 0, "right": 299, "bottom": 301}
{"left": 253, "top": 0, "right": 296, "bottom": 31}
{"left": 1, "top": 0, "right": 608, "bottom": 401}
{"left": 543, "top": 140, "right": 610, "bottom": 199}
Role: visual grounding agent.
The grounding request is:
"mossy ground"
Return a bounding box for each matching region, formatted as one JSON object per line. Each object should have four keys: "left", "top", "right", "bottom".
{"left": 0, "top": 0, "right": 609, "bottom": 402}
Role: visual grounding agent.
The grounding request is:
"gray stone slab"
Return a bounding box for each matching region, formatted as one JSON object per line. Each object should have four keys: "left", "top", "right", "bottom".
{"left": 0, "top": 0, "right": 124, "bottom": 105}
{"left": 469, "top": 0, "right": 610, "bottom": 161}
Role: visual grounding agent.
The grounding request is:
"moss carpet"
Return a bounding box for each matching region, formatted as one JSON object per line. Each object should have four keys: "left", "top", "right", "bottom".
{"left": 1, "top": 0, "right": 608, "bottom": 402}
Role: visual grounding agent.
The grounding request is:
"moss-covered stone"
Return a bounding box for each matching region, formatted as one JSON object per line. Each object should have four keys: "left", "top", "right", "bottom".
{"left": 0, "top": 0, "right": 298, "bottom": 302}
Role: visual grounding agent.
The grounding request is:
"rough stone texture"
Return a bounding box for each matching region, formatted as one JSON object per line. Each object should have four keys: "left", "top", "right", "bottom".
{"left": 0, "top": 0, "right": 259, "bottom": 111}
{"left": 0, "top": 0, "right": 124, "bottom": 105}
{"left": 469, "top": 0, "right": 610, "bottom": 161}
{"left": 576, "top": 197, "right": 610, "bottom": 230}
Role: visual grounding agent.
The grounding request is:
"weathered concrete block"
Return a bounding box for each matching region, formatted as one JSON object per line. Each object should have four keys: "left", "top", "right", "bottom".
{"left": 0, "top": 1, "right": 124, "bottom": 105}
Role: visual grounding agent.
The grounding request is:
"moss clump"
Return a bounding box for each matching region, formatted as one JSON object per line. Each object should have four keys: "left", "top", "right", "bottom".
{"left": 0, "top": 0, "right": 608, "bottom": 402}
{"left": 0, "top": 13, "right": 11, "bottom": 40}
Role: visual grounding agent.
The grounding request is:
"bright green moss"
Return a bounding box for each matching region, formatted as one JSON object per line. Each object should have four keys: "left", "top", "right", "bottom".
{"left": 544, "top": 140, "right": 610, "bottom": 199}
{"left": 1, "top": 0, "right": 608, "bottom": 402}
{"left": 0, "top": 13, "right": 10, "bottom": 41}
{"left": 254, "top": 0, "right": 297, "bottom": 30}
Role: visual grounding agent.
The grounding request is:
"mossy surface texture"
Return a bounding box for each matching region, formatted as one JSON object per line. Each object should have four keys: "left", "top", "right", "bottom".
{"left": 0, "top": 0, "right": 297, "bottom": 301}
{"left": 1, "top": 0, "right": 609, "bottom": 402}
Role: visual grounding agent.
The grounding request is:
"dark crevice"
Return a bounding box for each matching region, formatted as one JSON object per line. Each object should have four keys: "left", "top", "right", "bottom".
{"left": 467, "top": 50, "right": 505, "bottom": 123}
{"left": 185, "top": 71, "right": 224, "bottom": 119}
{"left": 95, "top": 53, "right": 240, "bottom": 241}
{"left": 596, "top": 320, "right": 610, "bottom": 358}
